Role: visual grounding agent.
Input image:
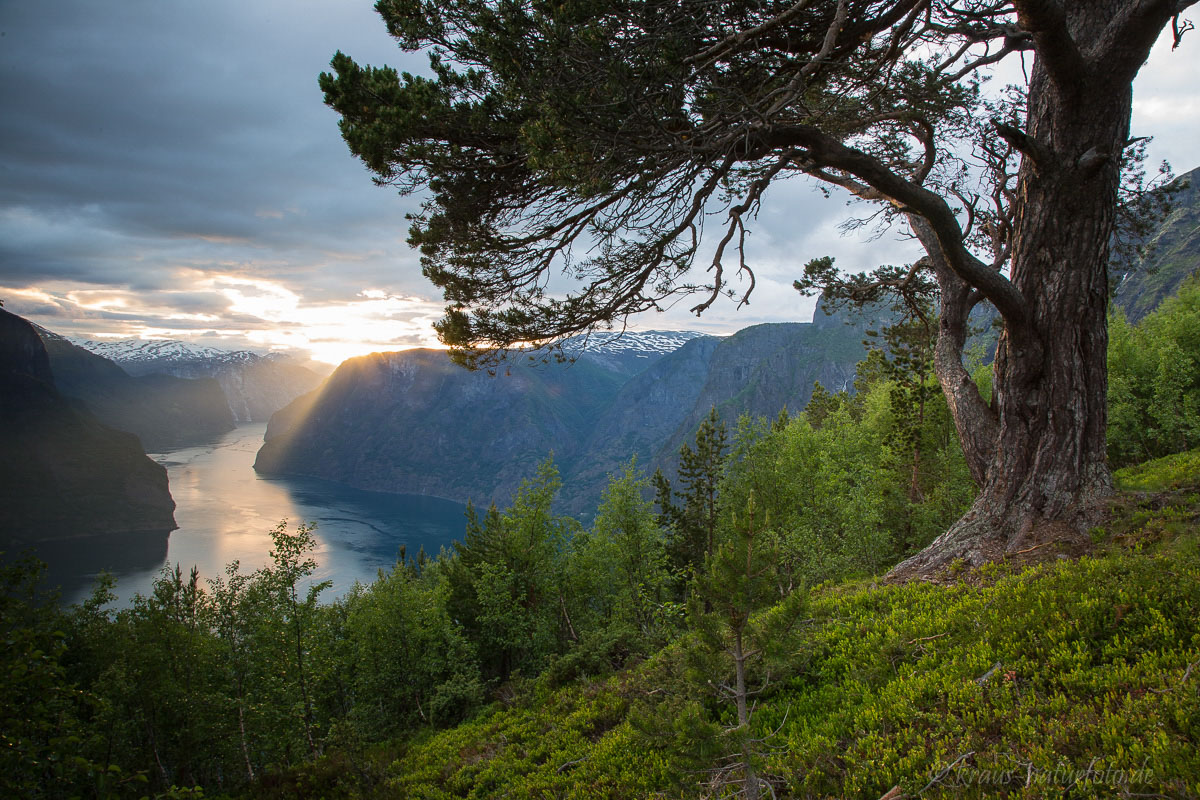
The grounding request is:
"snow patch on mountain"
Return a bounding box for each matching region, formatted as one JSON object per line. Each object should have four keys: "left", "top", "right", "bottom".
{"left": 69, "top": 338, "right": 259, "bottom": 366}
{"left": 563, "top": 329, "right": 713, "bottom": 356}
{"left": 66, "top": 338, "right": 322, "bottom": 422}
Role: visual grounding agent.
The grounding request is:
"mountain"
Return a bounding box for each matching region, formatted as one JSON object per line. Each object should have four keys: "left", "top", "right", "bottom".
{"left": 559, "top": 307, "right": 884, "bottom": 510}
{"left": 1113, "top": 166, "right": 1200, "bottom": 322}
{"left": 559, "top": 330, "right": 711, "bottom": 377}
{"left": 69, "top": 338, "right": 324, "bottom": 422}
{"left": 255, "top": 345, "right": 633, "bottom": 505}
{"left": 0, "top": 309, "right": 175, "bottom": 544}
{"left": 255, "top": 312, "right": 883, "bottom": 512}
{"left": 33, "top": 328, "right": 235, "bottom": 452}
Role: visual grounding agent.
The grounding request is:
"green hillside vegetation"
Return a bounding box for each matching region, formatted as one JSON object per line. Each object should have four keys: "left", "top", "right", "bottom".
{"left": 1109, "top": 276, "right": 1200, "bottom": 468}
{"left": 4, "top": 289, "right": 1200, "bottom": 799}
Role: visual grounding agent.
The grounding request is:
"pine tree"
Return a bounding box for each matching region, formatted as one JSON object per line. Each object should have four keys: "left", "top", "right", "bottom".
{"left": 687, "top": 493, "right": 806, "bottom": 800}
{"left": 654, "top": 407, "right": 728, "bottom": 579}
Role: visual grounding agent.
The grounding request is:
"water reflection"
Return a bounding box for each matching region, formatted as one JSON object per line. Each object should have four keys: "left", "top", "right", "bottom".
{"left": 38, "top": 424, "right": 468, "bottom": 605}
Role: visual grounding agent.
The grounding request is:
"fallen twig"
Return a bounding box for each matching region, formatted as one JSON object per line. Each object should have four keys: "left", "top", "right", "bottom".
{"left": 1010, "top": 541, "right": 1056, "bottom": 556}
{"left": 907, "top": 632, "right": 950, "bottom": 645}
{"left": 557, "top": 756, "right": 587, "bottom": 773}
{"left": 975, "top": 662, "right": 1002, "bottom": 685}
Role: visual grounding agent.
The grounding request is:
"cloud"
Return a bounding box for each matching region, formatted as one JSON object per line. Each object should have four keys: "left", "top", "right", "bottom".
{"left": 1, "top": 1, "right": 1195, "bottom": 363}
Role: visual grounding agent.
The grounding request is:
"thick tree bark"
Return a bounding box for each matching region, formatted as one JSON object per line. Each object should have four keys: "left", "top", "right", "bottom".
{"left": 891, "top": 5, "right": 1136, "bottom": 577}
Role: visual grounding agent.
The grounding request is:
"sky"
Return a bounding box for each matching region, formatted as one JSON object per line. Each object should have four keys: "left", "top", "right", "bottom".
{"left": 1, "top": 2, "right": 1196, "bottom": 366}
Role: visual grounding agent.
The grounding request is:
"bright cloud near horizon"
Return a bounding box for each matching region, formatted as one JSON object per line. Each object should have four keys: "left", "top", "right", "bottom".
{"left": 2, "top": 2, "right": 1197, "bottom": 365}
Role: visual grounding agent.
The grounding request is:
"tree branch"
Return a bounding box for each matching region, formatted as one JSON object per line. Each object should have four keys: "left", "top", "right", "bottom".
{"left": 1011, "top": 0, "right": 1087, "bottom": 90}
{"left": 1092, "top": 0, "right": 1200, "bottom": 84}
{"left": 765, "top": 125, "right": 1029, "bottom": 326}
{"left": 991, "top": 119, "right": 1052, "bottom": 170}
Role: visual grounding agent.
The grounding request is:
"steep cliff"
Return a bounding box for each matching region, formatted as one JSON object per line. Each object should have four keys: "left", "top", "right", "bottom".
{"left": 255, "top": 347, "right": 626, "bottom": 505}
{"left": 1113, "top": 166, "right": 1200, "bottom": 322}
{"left": 0, "top": 309, "right": 176, "bottom": 544}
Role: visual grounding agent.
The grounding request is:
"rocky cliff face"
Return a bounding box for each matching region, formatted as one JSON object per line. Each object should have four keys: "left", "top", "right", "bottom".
{"left": 255, "top": 347, "right": 627, "bottom": 505}
{"left": 255, "top": 312, "right": 885, "bottom": 513}
{"left": 1113, "top": 166, "right": 1200, "bottom": 322}
{"left": 0, "top": 309, "right": 176, "bottom": 544}
{"left": 34, "top": 328, "right": 235, "bottom": 451}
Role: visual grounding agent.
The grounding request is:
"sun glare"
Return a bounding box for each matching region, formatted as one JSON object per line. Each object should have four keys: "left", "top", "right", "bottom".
{"left": 5, "top": 275, "right": 447, "bottom": 368}
{"left": 200, "top": 278, "right": 447, "bottom": 365}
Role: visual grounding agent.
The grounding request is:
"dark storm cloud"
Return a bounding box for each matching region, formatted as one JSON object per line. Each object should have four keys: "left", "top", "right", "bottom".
{"left": 0, "top": 1, "right": 1190, "bottom": 354}
{"left": 0, "top": 0, "right": 426, "bottom": 293}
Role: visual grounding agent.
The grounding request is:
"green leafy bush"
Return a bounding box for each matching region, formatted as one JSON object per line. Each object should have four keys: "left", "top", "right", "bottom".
{"left": 1109, "top": 277, "right": 1200, "bottom": 467}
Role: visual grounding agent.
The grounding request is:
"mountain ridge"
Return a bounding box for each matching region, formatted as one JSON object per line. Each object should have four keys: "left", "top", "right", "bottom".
{"left": 66, "top": 336, "right": 324, "bottom": 423}
{"left": 254, "top": 313, "right": 883, "bottom": 512}
{"left": 34, "top": 326, "right": 237, "bottom": 452}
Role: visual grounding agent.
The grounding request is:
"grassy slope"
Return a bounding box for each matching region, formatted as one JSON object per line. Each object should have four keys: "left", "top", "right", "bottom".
{"left": 261, "top": 454, "right": 1200, "bottom": 800}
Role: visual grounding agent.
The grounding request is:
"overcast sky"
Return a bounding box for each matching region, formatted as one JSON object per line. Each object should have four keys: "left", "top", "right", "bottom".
{"left": 1, "top": 2, "right": 1196, "bottom": 364}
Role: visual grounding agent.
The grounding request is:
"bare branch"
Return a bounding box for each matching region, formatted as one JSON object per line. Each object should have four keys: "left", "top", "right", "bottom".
{"left": 1173, "top": 13, "right": 1196, "bottom": 48}
{"left": 766, "top": 125, "right": 1029, "bottom": 325}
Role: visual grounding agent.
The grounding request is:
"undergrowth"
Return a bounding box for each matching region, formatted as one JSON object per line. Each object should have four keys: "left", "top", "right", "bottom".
{"left": 255, "top": 452, "right": 1200, "bottom": 799}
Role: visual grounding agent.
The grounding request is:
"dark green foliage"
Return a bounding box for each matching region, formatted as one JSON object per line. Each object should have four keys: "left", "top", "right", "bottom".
{"left": 1108, "top": 277, "right": 1200, "bottom": 467}
{"left": 730, "top": 361, "right": 975, "bottom": 579}
{"left": 442, "top": 460, "right": 579, "bottom": 683}
{"left": 804, "top": 381, "right": 843, "bottom": 429}
{"left": 564, "top": 460, "right": 677, "bottom": 655}
{"left": 337, "top": 558, "right": 483, "bottom": 738}
{"left": 0, "top": 558, "right": 135, "bottom": 798}
{"left": 653, "top": 407, "right": 729, "bottom": 579}
{"left": 685, "top": 494, "right": 808, "bottom": 799}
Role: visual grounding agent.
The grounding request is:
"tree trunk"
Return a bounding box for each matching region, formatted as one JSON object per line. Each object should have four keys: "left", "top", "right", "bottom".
{"left": 892, "top": 21, "right": 1132, "bottom": 578}
{"left": 732, "top": 627, "right": 759, "bottom": 800}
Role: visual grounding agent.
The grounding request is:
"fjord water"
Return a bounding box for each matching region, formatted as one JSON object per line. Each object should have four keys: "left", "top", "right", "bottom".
{"left": 45, "top": 424, "right": 468, "bottom": 606}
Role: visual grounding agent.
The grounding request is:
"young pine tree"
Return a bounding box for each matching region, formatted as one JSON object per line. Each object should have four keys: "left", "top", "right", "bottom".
{"left": 654, "top": 407, "right": 728, "bottom": 582}
{"left": 687, "top": 494, "right": 807, "bottom": 800}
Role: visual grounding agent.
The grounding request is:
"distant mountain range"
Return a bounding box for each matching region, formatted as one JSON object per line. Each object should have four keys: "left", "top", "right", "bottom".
{"left": 34, "top": 327, "right": 237, "bottom": 452}
{"left": 67, "top": 337, "right": 325, "bottom": 423}
{"left": 254, "top": 306, "right": 885, "bottom": 513}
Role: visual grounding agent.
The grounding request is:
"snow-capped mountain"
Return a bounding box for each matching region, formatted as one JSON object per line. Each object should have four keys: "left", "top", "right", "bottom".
{"left": 565, "top": 329, "right": 709, "bottom": 353}
{"left": 562, "top": 330, "right": 714, "bottom": 376}
{"left": 31, "top": 326, "right": 236, "bottom": 450}
{"left": 69, "top": 338, "right": 260, "bottom": 372}
{"left": 69, "top": 338, "right": 323, "bottom": 423}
